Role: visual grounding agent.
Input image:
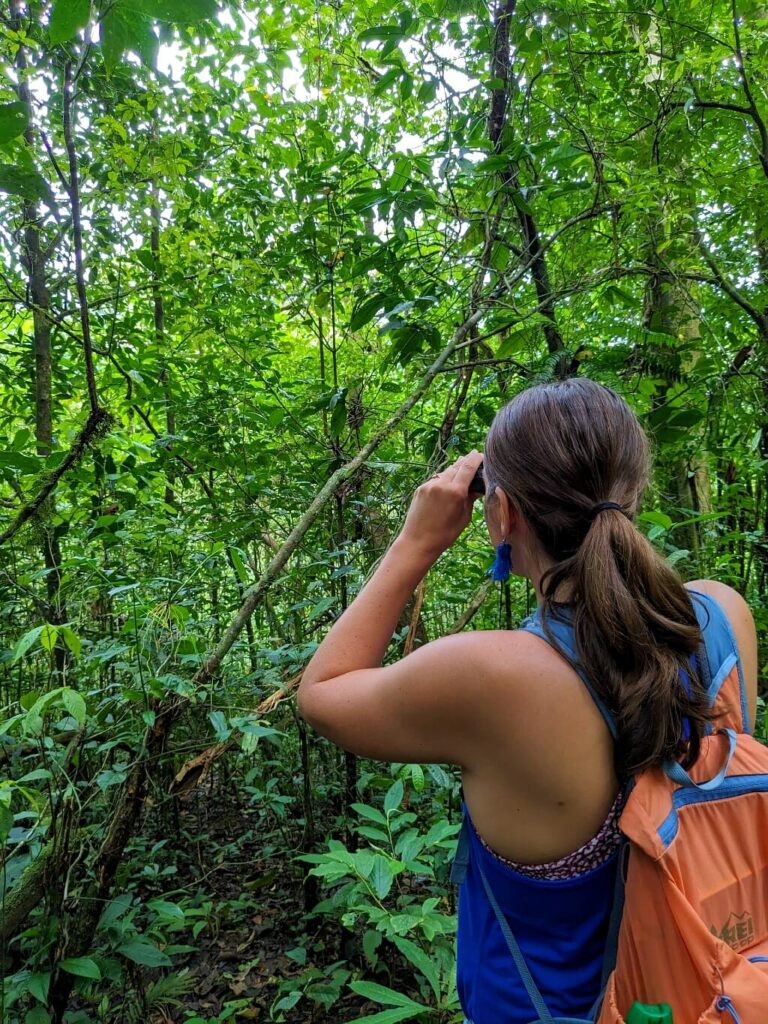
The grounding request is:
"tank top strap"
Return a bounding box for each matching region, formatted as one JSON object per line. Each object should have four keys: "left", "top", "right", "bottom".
{"left": 518, "top": 604, "right": 618, "bottom": 740}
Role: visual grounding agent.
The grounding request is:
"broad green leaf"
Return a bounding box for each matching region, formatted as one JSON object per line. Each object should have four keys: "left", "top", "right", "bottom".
{"left": 13, "top": 626, "right": 43, "bottom": 663}
{"left": 0, "top": 449, "right": 39, "bottom": 472}
{"left": 0, "top": 165, "right": 51, "bottom": 203}
{"left": 510, "top": 190, "right": 533, "bottom": 215}
{"left": 392, "top": 936, "right": 441, "bottom": 1003}
{"left": 362, "top": 929, "right": 383, "bottom": 963}
{"left": 97, "top": 892, "right": 133, "bottom": 930}
{"left": 0, "top": 804, "right": 13, "bottom": 841}
{"left": 60, "top": 627, "right": 81, "bottom": 656}
{"left": 126, "top": 0, "right": 216, "bottom": 22}
{"left": 0, "top": 102, "right": 27, "bottom": 144}
{"left": 384, "top": 779, "right": 403, "bottom": 814}
{"left": 349, "top": 980, "right": 426, "bottom": 1011}
{"left": 228, "top": 546, "right": 250, "bottom": 585}
{"left": 408, "top": 764, "right": 424, "bottom": 792}
{"left": 49, "top": 0, "right": 91, "bottom": 44}
{"left": 307, "top": 595, "right": 336, "bottom": 623}
{"left": 101, "top": 4, "right": 157, "bottom": 70}
{"left": 39, "top": 624, "right": 58, "bottom": 653}
{"left": 27, "top": 972, "right": 51, "bottom": 1004}
{"left": 59, "top": 957, "right": 101, "bottom": 979}
{"left": 148, "top": 899, "right": 185, "bottom": 922}
{"left": 208, "top": 709, "right": 230, "bottom": 740}
{"left": 350, "top": 293, "right": 388, "bottom": 332}
{"left": 61, "top": 688, "right": 86, "bottom": 724}
{"left": 24, "top": 1006, "right": 51, "bottom": 1024}
{"left": 350, "top": 1010, "right": 422, "bottom": 1024}
{"left": 117, "top": 939, "right": 172, "bottom": 967}
{"left": 370, "top": 855, "right": 395, "bottom": 899}
{"left": 351, "top": 802, "right": 387, "bottom": 826}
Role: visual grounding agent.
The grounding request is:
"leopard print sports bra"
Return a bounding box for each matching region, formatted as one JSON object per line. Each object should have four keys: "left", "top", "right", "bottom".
{"left": 472, "top": 787, "right": 625, "bottom": 881}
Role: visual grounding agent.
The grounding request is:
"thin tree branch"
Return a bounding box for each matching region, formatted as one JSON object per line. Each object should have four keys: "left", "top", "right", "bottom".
{"left": 731, "top": 0, "right": 768, "bottom": 178}
{"left": 0, "top": 408, "right": 111, "bottom": 546}
{"left": 62, "top": 60, "right": 100, "bottom": 415}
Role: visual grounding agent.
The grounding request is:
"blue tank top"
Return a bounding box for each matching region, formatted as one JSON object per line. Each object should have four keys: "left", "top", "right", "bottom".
{"left": 454, "top": 601, "right": 622, "bottom": 1024}
{"left": 454, "top": 591, "right": 728, "bottom": 1024}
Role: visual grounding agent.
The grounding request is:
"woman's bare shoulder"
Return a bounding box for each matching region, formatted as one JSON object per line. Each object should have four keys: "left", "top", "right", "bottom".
{"left": 685, "top": 578, "right": 758, "bottom": 729}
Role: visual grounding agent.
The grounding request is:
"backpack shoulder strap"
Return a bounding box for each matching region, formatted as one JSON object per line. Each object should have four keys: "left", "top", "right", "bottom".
{"left": 519, "top": 607, "right": 618, "bottom": 740}
{"left": 687, "top": 588, "right": 750, "bottom": 734}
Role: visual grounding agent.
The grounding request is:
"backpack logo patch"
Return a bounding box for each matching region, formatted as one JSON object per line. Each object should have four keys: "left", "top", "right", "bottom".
{"left": 710, "top": 911, "right": 755, "bottom": 951}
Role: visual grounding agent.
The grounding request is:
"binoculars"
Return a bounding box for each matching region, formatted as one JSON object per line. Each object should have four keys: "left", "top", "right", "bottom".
{"left": 469, "top": 463, "right": 486, "bottom": 495}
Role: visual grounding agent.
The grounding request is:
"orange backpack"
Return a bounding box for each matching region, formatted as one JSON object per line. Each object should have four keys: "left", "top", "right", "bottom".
{"left": 597, "top": 589, "right": 768, "bottom": 1023}
{"left": 467, "top": 589, "right": 768, "bottom": 1023}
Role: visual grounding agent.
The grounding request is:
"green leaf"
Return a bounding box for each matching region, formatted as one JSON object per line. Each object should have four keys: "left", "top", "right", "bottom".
{"left": 24, "top": 1007, "right": 51, "bottom": 1024}
{"left": 330, "top": 399, "right": 347, "bottom": 439}
{"left": 0, "top": 449, "right": 40, "bottom": 472}
{"left": 117, "top": 938, "right": 172, "bottom": 967}
{"left": 638, "top": 510, "right": 673, "bottom": 530}
{"left": 392, "top": 936, "right": 441, "bottom": 1003}
{"left": 101, "top": 4, "right": 157, "bottom": 70}
{"left": 0, "top": 102, "right": 28, "bottom": 144}
{"left": 61, "top": 688, "right": 86, "bottom": 724}
{"left": 389, "top": 156, "right": 411, "bottom": 191}
{"left": 350, "top": 1009, "right": 422, "bottom": 1024}
{"left": 60, "top": 627, "right": 81, "bottom": 656}
{"left": 0, "top": 164, "right": 50, "bottom": 203}
{"left": 307, "top": 595, "right": 336, "bottom": 623}
{"left": 27, "top": 972, "right": 51, "bottom": 1004}
{"left": 126, "top": 0, "right": 216, "bottom": 23}
{"left": 97, "top": 892, "right": 133, "bottom": 929}
{"left": 362, "top": 929, "right": 383, "bottom": 963}
{"left": 148, "top": 899, "right": 185, "bottom": 922}
{"left": 510, "top": 190, "right": 533, "bottom": 215}
{"left": 408, "top": 764, "right": 424, "bottom": 792}
{"left": 350, "top": 293, "right": 388, "bottom": 332}
{"left": 49, "top": 0, "right": 91, "bottom": 44}
{"left": 358, "top": 25, "right": 403, "bottom": 44}
{"left": 349, "top": 980, "right": 426, "bottom": 1012}
{"left": 40, "top": 624, "right": 58, "bottom": 653}
{"left": 208, "top": 709, "right": 231, "bottom": 741}
{"left": 0, "top": 804, "right": 13, "bottom": 841}
{"left": 59, "top": 957, "right": 101, "bottom": 979}
{"left": 668, "top": 408, "right": 705, "bottom": 429}
{"left": 384, "top": 779, "right": 403, "bottom": 814}
{"left": 228, "top": 546, "right": 250, "bottom": 585}
{"left": 370, "top": 855, "right": 395, "bottom": 899}
{"left": 12, "top": 626, "right": 43, "bottom": 663}
{"left": 351, "top": 802, "right": 387, "bottom": 826}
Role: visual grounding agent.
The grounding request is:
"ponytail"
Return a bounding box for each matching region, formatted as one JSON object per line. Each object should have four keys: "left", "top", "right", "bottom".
{"left": 485, "top": 378, "right": 712, "bottom": 779}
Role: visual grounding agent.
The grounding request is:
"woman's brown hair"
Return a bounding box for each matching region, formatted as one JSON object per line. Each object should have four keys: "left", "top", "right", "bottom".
{"left": 484, "top": 377, "right": 711, "bottom": 779}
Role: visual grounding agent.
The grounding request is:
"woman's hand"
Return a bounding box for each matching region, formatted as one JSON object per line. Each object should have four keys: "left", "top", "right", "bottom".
{"left": 396, "top": 450, "right": 485, "bottom": 562}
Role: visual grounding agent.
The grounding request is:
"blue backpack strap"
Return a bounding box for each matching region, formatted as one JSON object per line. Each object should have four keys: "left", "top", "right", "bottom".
{"left": 475, "top": 859, "right": 555, "bottom": 1024}
{"left": 687, "top": 588, "right": 749, "bottom": 734}
{"left": 663, "top": 726, "right": 737, "bottom": 789}
{"left": 519, "top": 607, "right": 618, "bottom": 740}
{"left": 450, "top": 811, "right": 555, "bottom": 1022}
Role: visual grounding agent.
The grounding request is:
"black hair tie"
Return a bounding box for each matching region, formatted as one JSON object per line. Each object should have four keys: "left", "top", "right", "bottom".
{"left": 589, "top": 500, "right": 623, "bottom": 520}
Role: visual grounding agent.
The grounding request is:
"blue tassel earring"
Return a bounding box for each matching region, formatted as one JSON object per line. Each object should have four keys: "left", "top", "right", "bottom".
{"left": 488, "top": 540, "right": 513, "bottom": 581}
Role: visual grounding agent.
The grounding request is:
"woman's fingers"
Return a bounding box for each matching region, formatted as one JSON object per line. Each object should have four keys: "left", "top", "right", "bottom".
{"left": 448, "top": 450, "right": 483, "bottom": 489}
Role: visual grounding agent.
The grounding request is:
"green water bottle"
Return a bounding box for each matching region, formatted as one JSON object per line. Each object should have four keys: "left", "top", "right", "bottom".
{"left": 625, "top": 1003, "right": 673, "bottom": 1024}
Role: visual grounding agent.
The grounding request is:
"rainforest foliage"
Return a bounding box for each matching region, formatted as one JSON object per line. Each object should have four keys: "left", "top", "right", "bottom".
{"left": 0, "top": 0, "right": 767, "bottom": 1019}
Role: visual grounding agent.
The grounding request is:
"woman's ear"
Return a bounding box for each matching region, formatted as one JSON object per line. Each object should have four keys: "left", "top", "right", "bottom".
{"left": 494, "top": 487, "right": 514, "bottom": 539}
